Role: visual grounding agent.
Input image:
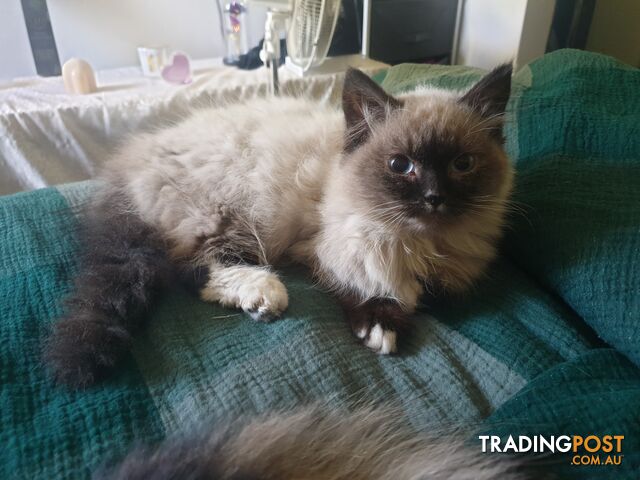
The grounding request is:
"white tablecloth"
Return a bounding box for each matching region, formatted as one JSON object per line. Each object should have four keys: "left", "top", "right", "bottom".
{"left": 0, "top": 57, "right": 386, "bottom": 195}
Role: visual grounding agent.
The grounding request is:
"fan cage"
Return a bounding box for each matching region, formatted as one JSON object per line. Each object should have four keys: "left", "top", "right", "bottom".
{"left": 286, "top": 0, "right": 341, "bottom": 72}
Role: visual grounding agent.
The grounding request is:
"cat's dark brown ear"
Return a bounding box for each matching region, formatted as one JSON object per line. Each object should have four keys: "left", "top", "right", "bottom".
{"left": 460, "top": 63, "right": 512, "bottom": 139}
{"left": 342, "top": 68, "right": 402, "bottom": 152}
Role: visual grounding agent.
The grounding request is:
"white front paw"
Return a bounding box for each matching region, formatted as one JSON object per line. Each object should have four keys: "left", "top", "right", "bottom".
{"left": 239, "top": 275, "right": 289, "bottom": 322}
{"left": 200, "top": 267, "right": 289, "bottom": 322}
{"left": 348, "top": 300, "right": 405, "bottom": 355}
{"left": 364, "top": 324, "right": 397, "bottom": 355}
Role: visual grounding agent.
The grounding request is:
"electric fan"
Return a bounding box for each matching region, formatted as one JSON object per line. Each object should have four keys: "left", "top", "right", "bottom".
{"left": 249, "top": 0, "right": 373, "bottom": 94}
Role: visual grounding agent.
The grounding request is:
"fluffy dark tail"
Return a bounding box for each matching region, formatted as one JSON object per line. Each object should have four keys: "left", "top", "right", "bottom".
{"left": 45, "top": 195, "right": 172, "bottom": 389}
{"left": 98, "top": 406, "right": 541, "bottom": 480}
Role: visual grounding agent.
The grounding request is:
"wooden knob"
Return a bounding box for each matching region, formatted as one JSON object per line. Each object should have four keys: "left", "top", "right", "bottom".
{"left": 62, "top": 58, "right": 97, "bottom": 94}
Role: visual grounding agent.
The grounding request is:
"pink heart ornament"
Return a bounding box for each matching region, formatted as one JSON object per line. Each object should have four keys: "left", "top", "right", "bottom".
{"left": 161, "top": 53, "right": 192, "bottom": 85}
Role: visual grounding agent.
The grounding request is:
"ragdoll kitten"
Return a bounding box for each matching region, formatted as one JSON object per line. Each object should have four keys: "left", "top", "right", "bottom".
{"left": 99, "top": 406, "right": 535, "bottom": 480}
{"left": 46, "top": 65, "right": 514, "bottom": 388}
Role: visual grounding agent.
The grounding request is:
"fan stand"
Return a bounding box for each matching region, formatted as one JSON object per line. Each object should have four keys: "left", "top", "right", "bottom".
{"left": 260, "top": 0, "right": 373, "bottom": 96}
{"left": 260, "top": 9, "right": 289, "bottom": 96}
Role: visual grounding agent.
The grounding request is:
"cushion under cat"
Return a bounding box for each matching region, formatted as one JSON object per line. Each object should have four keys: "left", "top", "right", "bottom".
{"left": 45, "top": 65, "right": 514, "bottom": 388}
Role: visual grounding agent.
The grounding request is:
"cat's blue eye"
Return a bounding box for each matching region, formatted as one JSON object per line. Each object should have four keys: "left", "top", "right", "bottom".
{"left": 388, "top": 156, "right": 414, "bottom": 175}
{"left": 451, "top": 155, "right": 476, "bottom": 174}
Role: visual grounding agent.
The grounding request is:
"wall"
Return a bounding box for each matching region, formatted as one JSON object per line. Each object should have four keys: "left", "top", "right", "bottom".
{"left": 456, "top": 0, "right": 555, "bottom": 70}
{"left": 586, "top": 0, "right": 640, "bottom": 67}
{"left": 516, "top": 0, "right": 555, "bottom": 68}
{"left": 457, "top": 0, "right": 528, "bottom": 69}
{"left": 47, "top": 0, "right": 267, "bottom": 70}
{"left": 0, "top": 1, "right": 37, "bottom": 80}
{"left": 0, "top": 0, "right": 267, "bottom": 80}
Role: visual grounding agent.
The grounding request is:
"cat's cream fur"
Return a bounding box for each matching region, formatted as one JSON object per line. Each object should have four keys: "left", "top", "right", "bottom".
{"left": 104, "top": 406, "right": 534, "bottom": 479}
{"left": 102, "top": 82, "right": 512, "bottom": 354}
{"left": 46, "top": 67, "right": 514, "bottom": 389}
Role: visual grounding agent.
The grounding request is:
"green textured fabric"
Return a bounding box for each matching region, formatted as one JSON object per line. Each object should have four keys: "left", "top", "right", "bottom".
{"left": 502, "top": 50, "right": 640, "bottom": 366}
{"left": 131, "top": 258, "right": 590, "bottom": 431}
{"left": 0, "top": 187, "right": 164, "bottom": 479}
{"left": 378, "top": 63, "right": 485, "bottom": 92}
{"left": 0, "top": 182, "right": 597, "bottom": 479}
{"left": 0, "top": 50, "right": 638, "bottom": 479}
{"left": 482, "top": 349, "right": 640, "bottom": 478}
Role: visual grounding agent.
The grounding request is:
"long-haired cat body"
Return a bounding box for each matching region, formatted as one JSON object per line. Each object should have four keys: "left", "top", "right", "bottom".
{"left": 46, "top": 66, "right": 514, "bottom": 388}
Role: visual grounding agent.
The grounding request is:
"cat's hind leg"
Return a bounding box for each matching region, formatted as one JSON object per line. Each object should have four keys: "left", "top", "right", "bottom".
{"left": 199, "top": 263, "right": 288, "bottom": 322}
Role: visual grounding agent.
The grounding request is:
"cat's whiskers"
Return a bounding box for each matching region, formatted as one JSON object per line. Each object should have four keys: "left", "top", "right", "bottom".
{"left": 471, "top": 198, "right": 529, "bottom": 218}
{"left": 365, "top": 201, "right": 409, "bottom": 225}
{"left": 463, "top": 112, "right": 506, "bottom": 139}
{"left": 371, "top": 208, "right": 409, "bottom": 234}
{"left": 462, "top": 204, "right": 521, "bottom": 233}
{"left": 361, "top": 199, "right": 408, "bottom": 215}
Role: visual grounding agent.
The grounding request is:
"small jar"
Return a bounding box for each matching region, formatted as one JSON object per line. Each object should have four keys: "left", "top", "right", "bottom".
{"left": 218, "top": 1, "right": 249, "bottom": 65}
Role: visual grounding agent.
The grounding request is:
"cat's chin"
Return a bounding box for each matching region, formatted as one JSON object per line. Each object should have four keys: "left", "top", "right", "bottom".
{"left": 409, "top": 210, "right": 458, "bottom": 231}
{"left": 404, "top": 214, "right": 451, "bottom": 235}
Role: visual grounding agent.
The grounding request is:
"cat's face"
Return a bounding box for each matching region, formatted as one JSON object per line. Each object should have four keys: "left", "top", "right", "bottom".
{"left": 341, "top": 66, "right": 514, "bottom": 234}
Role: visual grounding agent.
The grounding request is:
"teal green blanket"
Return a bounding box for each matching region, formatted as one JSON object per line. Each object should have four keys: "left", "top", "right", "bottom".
{"left": 1, "top": 50, "right": 639, "bottom": 479}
